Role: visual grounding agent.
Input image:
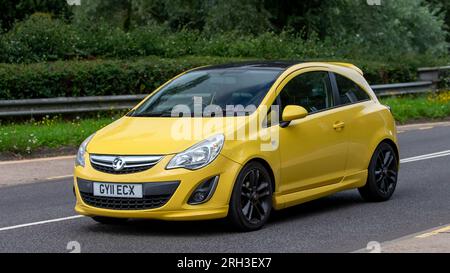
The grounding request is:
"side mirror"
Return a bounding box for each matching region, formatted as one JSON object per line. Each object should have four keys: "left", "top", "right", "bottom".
{"left": 280, "top": 105, "right": 308, "bottom": 127}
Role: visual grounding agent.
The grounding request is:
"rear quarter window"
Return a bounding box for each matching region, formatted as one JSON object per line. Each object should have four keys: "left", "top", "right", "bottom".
{"left": 334, "top": 73, "right": 370, "bottom": 105}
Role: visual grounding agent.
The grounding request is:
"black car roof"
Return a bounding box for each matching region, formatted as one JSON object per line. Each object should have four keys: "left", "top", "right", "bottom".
{"left": 193, "top": 61, "right": 300, "bottom": 71}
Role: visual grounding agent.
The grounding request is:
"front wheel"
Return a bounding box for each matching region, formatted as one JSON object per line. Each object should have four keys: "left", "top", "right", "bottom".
{"left": 359, "top": 142, "right": 399, "bottom": 202}
{"left": 228, "top": 162, "right": 273, "bottom": 232}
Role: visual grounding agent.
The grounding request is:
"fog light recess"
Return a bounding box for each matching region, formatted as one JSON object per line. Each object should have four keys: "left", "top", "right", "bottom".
{"left": 188, "top": 176, "right": 219, "bottom": 205}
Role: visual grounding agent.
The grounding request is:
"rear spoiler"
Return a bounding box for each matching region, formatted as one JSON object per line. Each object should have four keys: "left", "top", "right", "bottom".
{"left": 329, "top": 62, "right": 364, "bottom": 75}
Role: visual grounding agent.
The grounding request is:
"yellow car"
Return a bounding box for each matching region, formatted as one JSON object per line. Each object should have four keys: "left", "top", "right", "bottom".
{"left": 74, "top": 61, "right": 399, "bottom": 231}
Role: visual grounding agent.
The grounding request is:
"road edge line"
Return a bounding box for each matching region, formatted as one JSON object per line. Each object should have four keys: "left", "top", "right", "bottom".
{"left": 0, "top": 215, "right": 85, "bottom": 232}
{"left": 0, "top": 155, "right": 75, "bottom": 165}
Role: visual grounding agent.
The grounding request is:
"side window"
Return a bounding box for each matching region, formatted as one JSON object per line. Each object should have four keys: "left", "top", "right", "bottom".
{"left": 335, "top": 73, "right": 370, "bottom": 105}
{"left": 279, "top": 71, "right": 334, "bottom": 114}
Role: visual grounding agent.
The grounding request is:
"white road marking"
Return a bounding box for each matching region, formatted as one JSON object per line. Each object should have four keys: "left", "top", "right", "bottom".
{"left": 0, "top": 215, "right": 84, "bottom": 232}
{"left": 46, "top": 175, "right": 73, "bottom": 180}
{"left": 401, "top": 150, "right": 450, "bottom": 163}
{"left": 419, "top": 126, "right": 433, "bottom": 130}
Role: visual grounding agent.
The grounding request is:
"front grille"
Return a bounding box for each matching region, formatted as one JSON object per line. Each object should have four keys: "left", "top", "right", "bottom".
{"left": 77, "top": 178, "right": 179, "bottom": 210}
{"left": 80, "top": 192, "right": 170, "bottom": 210}
{"left": 90, "top": 154, "right": 163, "bottom": 174}
{"left": 91, "top": 163, "right": 152, "bottom": 174}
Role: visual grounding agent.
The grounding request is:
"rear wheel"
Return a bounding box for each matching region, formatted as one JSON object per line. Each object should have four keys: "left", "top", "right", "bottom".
{"left": 228, "top": 162, "right": 273, "bottom": 232}
{"left": 91, "top": 216, "right": 128, "bottom": 225}
{"left": 359, "top": 142, "right": 398, "bottom": 201}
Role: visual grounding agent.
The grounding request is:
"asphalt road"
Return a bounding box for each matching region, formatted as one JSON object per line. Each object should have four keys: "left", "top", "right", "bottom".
{"left": 0, "top": 125, "right": 449, "bottom": 253}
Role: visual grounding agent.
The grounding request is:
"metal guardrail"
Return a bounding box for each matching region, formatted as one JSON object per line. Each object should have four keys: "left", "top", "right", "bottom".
{"left": 371, "top": 81, "right": 434, "bottom": 97}
{"left": 417, "top": 66, "right": 450, "bottom": 86}
{"left": 0, "top": 94, "right": 147, "bottom": 117}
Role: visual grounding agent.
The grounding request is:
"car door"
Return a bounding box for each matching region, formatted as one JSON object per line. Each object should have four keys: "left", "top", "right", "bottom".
{"left": 330, "top": 72, "right": 375, "bottom": 175}
{"left": 276, "top": 69, "right": 350, "bottom": 194}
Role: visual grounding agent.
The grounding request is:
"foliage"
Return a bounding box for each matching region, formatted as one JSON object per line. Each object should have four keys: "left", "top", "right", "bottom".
{"left": 203, "top": 0, "right": 272, "bottom": 35}
{"left": 319, "top": 0, "right": 448, "bottom": 58}
{"left": 426, "top": 0, "right": 450, "bottom": 41}
{"left": 72, "top": 0, "right": 450, "bottom": 54}
{"left": 0, "top": 14, "right": 79, "bottom": 63}
{"left": 0, "top": 0, "right": 448, "bottom": 101}
{"left": 0, "top": 15, "right": 446, "bottom": 71}
{"left": 0, "top": 0, "right": 72, "bottom": 32}
{"left": 0, "top": 56, "right": 244, "bottom": 100}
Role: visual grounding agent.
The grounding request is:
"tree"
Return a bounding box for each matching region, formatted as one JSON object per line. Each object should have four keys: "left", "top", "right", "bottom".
{"left": 317, "top": 0, "right": 448, "bottom": 56}
{"left": 0, "top": 0, "right": 72, "bottom": 32}
{"left": 264, "top": 0, "right": 323, "bottom": 38}
{"left": 73, "top": 0, "right": 132, "bottom": 31}
{"left": 426, "top": 0, "right": 450, "bottom": 41}
{"left": 204, "top": 0, "right": 272, "bottom": 35}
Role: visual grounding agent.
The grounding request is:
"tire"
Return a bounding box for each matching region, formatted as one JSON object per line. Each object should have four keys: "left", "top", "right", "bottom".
{"left": 228, "top": 162, "right": 273, "bottom": 232}
{"left": 359, "top": 142, "right": 399, "bottom": 202}
{"left": 91, "top": 216, "right": 128, "bottom": 225}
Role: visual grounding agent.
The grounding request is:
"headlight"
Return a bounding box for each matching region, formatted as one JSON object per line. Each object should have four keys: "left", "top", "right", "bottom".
{"left": 166, "top": 134, "right": 224, "bottom": 170}
{"left": 75, "top": 133, "right": 95, "bottom": 167}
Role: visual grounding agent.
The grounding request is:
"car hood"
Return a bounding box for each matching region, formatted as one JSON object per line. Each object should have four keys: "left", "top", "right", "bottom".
{"left": 87, "top": 116, "right": 239, "bottom": 155}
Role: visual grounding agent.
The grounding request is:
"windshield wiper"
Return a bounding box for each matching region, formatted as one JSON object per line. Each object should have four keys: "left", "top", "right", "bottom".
{"left": 132, "top": 111, "right": 173, "bottom": 117}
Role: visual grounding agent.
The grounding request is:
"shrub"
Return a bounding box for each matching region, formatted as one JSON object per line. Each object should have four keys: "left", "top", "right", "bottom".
{"left": 0, "top": 56, "right": 244, "bottom": 100}
{"left": 0, "top": 13, "right": 79, "bottom": 63}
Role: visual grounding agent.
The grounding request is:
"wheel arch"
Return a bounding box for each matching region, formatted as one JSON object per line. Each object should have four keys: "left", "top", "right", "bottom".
{"left": 369, "top": 138, "right": 400, "bottom": 169}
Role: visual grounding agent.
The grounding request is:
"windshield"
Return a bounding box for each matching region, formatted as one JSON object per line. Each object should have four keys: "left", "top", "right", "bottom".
{"left": 129, "top": 69, "right": 281, "bottom": 117}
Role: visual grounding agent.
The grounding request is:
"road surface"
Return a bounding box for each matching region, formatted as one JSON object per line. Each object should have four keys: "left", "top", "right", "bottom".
{"left": 0, "top": 123, "right": 449, "bottom": 253}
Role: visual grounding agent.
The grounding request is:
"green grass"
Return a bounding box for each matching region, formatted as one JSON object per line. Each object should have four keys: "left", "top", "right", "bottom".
{"left": 380, "top": 91, "right": 450, "bottom": 124}
{"left": 0, "top": 116, "right": 115, "bottom": 155}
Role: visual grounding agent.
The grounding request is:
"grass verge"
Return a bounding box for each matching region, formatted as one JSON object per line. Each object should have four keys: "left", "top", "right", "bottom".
{"left": 0, "top": 115, "right": 116, "bottom": 158}
{"left": 380, "top": 91, "right": 450, "bottom": 124}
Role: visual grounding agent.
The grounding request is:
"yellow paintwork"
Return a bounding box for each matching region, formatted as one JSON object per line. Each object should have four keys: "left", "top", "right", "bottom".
{"left": 282, "top": 105, "right": 308, "bottom": 121}
{"left": 74, "top": 62, "right": 398, "bottom": 220}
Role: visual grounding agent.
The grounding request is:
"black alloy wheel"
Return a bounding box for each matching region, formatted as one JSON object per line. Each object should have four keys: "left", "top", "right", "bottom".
{"left": 229, "top": 162, "right": 273, "bottom": 231}
{"left": 359, "top": 142, "right": 399, "bottom": 201}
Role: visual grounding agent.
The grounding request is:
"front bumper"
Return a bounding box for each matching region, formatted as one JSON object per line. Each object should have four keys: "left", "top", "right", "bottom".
{"left": 74, "top": 154, "right": 241, "bottom": 221}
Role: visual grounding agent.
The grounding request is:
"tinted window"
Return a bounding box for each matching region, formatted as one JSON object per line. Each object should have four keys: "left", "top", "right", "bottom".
{"left": 131, "top": 69, "right": 281, "bottom": 117}
{"left": 279, "top": 71, "right": 334, "bottom": 113}
{"left": 335, "top": 73, "right": 370, "bottom": 105}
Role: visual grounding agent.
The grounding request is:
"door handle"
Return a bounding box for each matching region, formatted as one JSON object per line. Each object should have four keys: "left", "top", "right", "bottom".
{"left": 333, "top": 121, "right": 345, "bottom": 130}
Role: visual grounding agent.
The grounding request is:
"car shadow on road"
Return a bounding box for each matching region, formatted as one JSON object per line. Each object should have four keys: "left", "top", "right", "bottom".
{"left": 84, "top": 217, "right": 231, "bottom": 236}
{"left": 81, "top": 190, "right": 365, "bottom": 236}
{"left": 270, "top": 190, "right": 364, "bottom": 224}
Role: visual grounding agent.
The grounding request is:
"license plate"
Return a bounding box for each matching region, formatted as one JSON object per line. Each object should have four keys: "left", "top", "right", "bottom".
{"left": 93, "top": 182, "right": 143, "bottom": 198}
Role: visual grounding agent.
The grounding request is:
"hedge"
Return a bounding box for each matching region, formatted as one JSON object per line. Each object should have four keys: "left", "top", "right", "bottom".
{"left": 0, "top": 56, "right": 240, "bottom": 100}
{"left": 0, "top": 56, "right": 421, "bottom": 100}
